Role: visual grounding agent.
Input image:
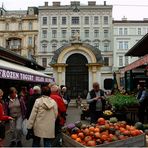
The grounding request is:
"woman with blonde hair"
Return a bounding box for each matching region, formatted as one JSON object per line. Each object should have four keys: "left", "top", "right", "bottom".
{"left": 0, "top": 89, "right": 13, "bottom": 147}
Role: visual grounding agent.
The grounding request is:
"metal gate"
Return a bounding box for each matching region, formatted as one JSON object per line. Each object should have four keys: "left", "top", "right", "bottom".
{"left": 66, "top": 53, "right": 88, "bottom": 99}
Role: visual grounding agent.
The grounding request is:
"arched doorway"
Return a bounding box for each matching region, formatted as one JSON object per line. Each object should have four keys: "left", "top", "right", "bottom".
{"left": 66, "top": 53, "right": 88, "bottom": 99}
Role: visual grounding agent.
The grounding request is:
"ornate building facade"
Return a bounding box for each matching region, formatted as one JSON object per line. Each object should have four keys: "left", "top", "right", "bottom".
{"left": 1, "top": 1, "right": 148, "bottom": 97}
{"left": 0, "top": 6, "right": 38, "bottom": 59}
{"left": 37, "top": 1, "right": 113, "bottom": 95}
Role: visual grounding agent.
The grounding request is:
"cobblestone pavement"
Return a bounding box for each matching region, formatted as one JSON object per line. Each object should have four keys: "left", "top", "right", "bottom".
{"left": 4, "top": 107, "right": 89, "bottom": 147}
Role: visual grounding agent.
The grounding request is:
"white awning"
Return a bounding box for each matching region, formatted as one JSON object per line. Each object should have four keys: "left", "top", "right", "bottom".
{"left": 0, "top": 59, "right": 54, "bottom": 83}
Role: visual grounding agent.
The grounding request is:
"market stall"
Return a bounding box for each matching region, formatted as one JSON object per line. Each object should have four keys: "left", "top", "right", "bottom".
{"left": 62, "top": 118, "right": 146, "bottom": 147}
{"left": 120, "top": 33, "right": 148, "bottom": 92}
{"left": 0, "top": 46, "right": 54, "bottom": 95}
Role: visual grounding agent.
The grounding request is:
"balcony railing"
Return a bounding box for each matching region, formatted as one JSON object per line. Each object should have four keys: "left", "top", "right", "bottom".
{"left": 7, "top": 45, "right": 21, "bottom": 50}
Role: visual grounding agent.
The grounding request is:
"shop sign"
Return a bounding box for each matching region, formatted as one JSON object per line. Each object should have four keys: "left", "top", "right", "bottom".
{"left": 0, "top": 68, "right": 52, "bottom": 83}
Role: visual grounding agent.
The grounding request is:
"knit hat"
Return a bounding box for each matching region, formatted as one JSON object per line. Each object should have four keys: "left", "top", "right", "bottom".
{"left": 33, "top": 86, "right": 41, "bottom": 91}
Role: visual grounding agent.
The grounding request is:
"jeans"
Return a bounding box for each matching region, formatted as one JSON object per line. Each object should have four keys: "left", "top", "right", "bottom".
{"left": 32, "top": 136, "right": 52, "bottom": 147}
{"left": 51, "top": 123, "right": 62, "bottom": 147}
{"left": 10, "top": 116, "right": 23, "bottom": 143}
{"left": 90, "top": 111, "right": 103, "bottom": 123}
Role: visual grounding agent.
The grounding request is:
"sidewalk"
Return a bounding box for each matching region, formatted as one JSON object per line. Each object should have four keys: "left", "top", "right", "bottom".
{"left": 4, "top": 106, "right": 88, "bottom": 147}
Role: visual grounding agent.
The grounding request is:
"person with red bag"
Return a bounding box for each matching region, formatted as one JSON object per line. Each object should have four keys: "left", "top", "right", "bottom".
{"left": 50, "top": 84, "right": 66, "bottom": 146}
{"left": 0, "top": 89, "right": 13, "bottom": 147}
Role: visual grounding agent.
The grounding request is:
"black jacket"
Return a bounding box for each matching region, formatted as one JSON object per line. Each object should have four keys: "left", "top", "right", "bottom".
{"left": 26, "top": 94, "right": 41, "bottom": 119}
{"left": 89, "top": 89, "right": 106, "bottom": 112}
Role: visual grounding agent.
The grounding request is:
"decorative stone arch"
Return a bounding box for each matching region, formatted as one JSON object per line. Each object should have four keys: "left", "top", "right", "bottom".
{"left": 57, "top": 44, "right": 97, "bottom": 64}
{"left": 50, "top": 42, "right": 103, "bottom": 91}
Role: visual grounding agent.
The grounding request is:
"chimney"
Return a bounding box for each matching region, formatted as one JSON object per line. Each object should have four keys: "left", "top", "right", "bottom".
{"left": 44, "top": 2, "right": 48, "bottom": 7}
{"left": 53, "top": 2, "right": 61, "bottom": 6}
{"left": 88, "top": 1, "right": 96, "bottom": 6}
{"left": 143, "top": 18, "right": 148, "bottom": 21}
{"left": 104, "top": 1, "right": 106, "bottom": 6}
{"left": 122, "top": 16, "right": 127, "bottom": 21}
{"left": 71, "top": 1, "right": 80, "bottom": 6}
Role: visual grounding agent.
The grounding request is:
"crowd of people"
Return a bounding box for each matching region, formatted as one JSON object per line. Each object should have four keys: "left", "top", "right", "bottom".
{"left": 0, "top": 81, "right": 148, "bottom": 147}
{"left": 0, "top": 83, "right": 70, "bottom": 147}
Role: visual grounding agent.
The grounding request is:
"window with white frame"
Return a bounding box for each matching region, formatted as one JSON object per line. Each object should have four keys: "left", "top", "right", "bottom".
{"left": 124, "top": 41, "right": 128, "bottom": 49}
{"left": 42, "top": 58, "right": 47, "bottom": 68}
{"left": 119, "top": 28, "right": 123, "bottom": 35}
{"left": 138, "top": 28, "right": 141, "bottom": 35}
{"left": 124, "top": 28, "right": 128, "bottom": 35}
{"left": 104, "top": 42, "right": 109, "bottom": 51}
{"left": 85, "top": 30, "right": 89, "bottom": 38}
{"left": 119, "top": 56, "right": 123, "bottom": 67}
{"left": 28, "top": 22, "right": 33, "bottom": 30}
{"left": 84, "top": 16, "right": 89, "bottom": 25}
{"left": 18, "top": 23, "right": 22, "bottom": 30}
{"left": 125, "top": 56, "right": 129, "bottom": 65}
{"left": 104, "top": 57, "right": 109, "bottom": 66}
{"left": 52, "top": 43, "right": 57, "bottom": 51}
{"left": 28, "top": 37, "right": 32, "bottom": 46}
{"left": 52, "top": 30, "right": 57, "bottom": 38}
{"left": 62, "top": 17, "right": 66, "bottom": 25}
{"left": 42, "top": 17, "right": 47, "bottom": 25}
{"left": 119, "top": 41, "right": 123, "bottom": 49}
{"left": 61, "top": 30, "right": 67, "bottom": 38}
{"left": 41, "top": 43, "right": 47, "bottom": 52}
{"left": 71, "top": 30, "right": 75, "bottom": 36}
{"left": 118, "top": 41, "right": 128, "bottom": 50}
{"left": 71, "top": 17, "right": 79, "bottom": 25}
{"left": 52, "top": 17, "right": 57, "bottom": 25}
{"left": 42, "top": 30, "right": 47, "bottom": 38}
{"left": 104, "top": 29, "right": 109, "bottom": 38}
{"left": 94, "top": 30, "right": 99, "bottom": 38}
{"left": 104, "top": 16, "right": 109, "bottom": 25}
{"left": 94, "top": 16, "right": 99, "bottom": 25}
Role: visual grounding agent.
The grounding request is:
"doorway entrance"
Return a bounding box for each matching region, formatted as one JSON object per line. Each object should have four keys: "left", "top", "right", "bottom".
{"left": 66, "top": 53, "right": 88, "bottom": 99}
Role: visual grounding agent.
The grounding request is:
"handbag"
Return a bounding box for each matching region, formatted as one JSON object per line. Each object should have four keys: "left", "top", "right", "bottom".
{"left": 26, "top": 129, "right": 34, "bottom": 140}
{"left": 22, "top": 119, "right": 28, "bottom": 136}
{"left": 0, "top": 122, "right": 5, "bottom": 139}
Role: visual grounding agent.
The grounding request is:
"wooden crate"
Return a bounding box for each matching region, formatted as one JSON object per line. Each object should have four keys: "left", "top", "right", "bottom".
{"left": 62, "top": 133, "right": 84, "bottom": 147}
{"left": 62, "top": 133, "right": 146, "bottom": 147}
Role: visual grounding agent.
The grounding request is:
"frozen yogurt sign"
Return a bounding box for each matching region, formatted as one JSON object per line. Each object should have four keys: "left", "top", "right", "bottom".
{"left": 0, "top": 68, "right": 52, "bottom": 83}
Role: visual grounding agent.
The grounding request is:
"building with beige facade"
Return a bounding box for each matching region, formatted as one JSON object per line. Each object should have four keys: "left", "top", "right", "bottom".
{"left": 0, "top": 6, "right": 38, "bottom": 59}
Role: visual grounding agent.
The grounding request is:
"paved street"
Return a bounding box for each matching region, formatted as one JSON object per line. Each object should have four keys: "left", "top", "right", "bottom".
{"left": 4, "top": 106, "right": 89, "bottom": 147}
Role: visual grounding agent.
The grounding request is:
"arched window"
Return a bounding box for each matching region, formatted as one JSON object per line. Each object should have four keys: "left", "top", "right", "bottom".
{"left": 29, "top": 22, "right": 33, "bottom": 30}
{"left": 104, "top": 42, "right": 110, "bottom": 51}
{"left": 52, "top": 43, "right": 57, "bottom": 51}
{"left": 41, "top": 43, "right": 47, "bottom": 52}
{"left": 5, "top": 23, "right": 9, "bottom": 30}
{"left": 18, "top": 22, "right": 22, "bottom": 30}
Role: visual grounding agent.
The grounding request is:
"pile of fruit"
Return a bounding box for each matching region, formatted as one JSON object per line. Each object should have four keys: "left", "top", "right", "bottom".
{"left": 103, "top": 110, "right": 113, "bottom": 116}
{"left": 62, "top": 118, "right": 144, "bottom": 147}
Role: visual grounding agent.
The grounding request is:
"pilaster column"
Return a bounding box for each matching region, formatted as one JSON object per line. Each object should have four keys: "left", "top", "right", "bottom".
{"left": 51, "top": 63, "right": 68, "bottom": 86}
{"left": 57, "top": 67, "right": 62, "bottom": 85}
{"left": 87, "top": 63, "right": 103, "bottom": 90}
{"left": 92, "top": 66, "right": 97, "bottom": 83}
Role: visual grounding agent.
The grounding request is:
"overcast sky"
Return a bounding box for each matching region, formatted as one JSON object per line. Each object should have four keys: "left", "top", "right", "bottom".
{"left": 1, "top": 0, "right": 148, "bottom": 20}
